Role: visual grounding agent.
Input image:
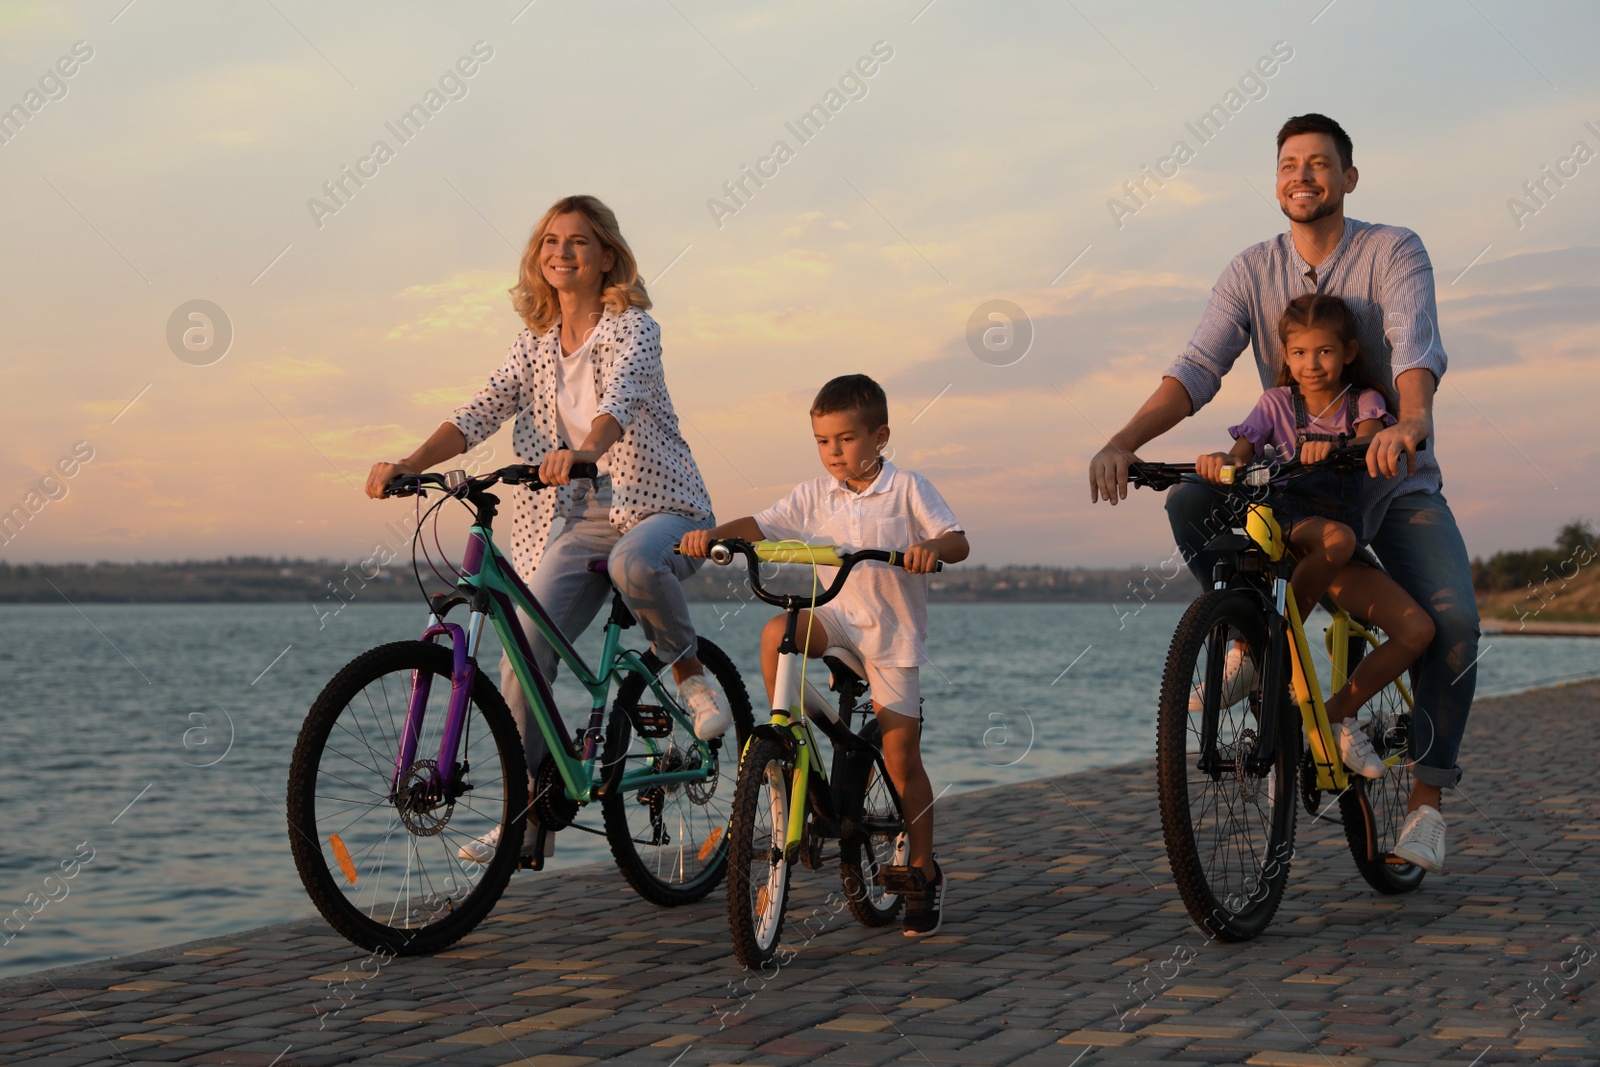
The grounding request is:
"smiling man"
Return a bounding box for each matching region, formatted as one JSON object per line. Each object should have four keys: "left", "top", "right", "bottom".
{"left": 1086, "top": 113, "right": 1478, "bottom": 873}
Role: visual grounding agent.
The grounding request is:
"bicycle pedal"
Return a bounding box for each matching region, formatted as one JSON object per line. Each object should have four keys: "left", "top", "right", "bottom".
{"left": 628, "top": 704, "right": 673, "bottom": 738}
{"left": 516, "top": 823, "right": 553, "bottom": 871}
{"left": 875, "top": 864, "right": 926, "bottom": 895}
{"left": 800, "top": 836, "right": 824, "bottom": 871}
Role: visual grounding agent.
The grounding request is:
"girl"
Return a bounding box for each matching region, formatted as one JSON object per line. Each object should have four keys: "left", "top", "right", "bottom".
{"left": 1196, "top": 293, "right": 1435, "bottom": 782}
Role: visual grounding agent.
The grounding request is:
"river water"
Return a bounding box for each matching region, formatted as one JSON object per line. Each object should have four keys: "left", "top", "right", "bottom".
{"left": 1, "top": 600, "right": 1593, "bottom": 978}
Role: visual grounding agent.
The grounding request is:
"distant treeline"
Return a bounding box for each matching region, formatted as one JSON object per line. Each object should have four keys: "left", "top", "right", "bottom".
{"left": 1471, "top": 521, "right": 1596, "bottom": 593}
{"left": 0, "top": 556, "right": 1202, "bottom": 606}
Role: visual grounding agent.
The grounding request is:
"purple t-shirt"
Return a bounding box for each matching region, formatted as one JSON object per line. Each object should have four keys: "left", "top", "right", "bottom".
{"left": 1227, "top": 386, "right": 1394, "bottom": 462}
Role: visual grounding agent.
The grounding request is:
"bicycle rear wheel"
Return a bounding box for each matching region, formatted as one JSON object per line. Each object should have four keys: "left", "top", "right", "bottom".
{"left": 1338, "top": 628, "right": 1426, "bottom": 894}
{"left": 286, "top": 641, "right": 528, "bottom": 955}
{"left": 1157, "top": 590, "right": 1299, "bottom": 942}
{"left": 600, "top": 638, "right": 753, "bottom": 906}
{"left": 838, "top": 718, "right": 908, "bottom": 927}
{"left": 726, "top": 735, "right": 794, "bottom": 969}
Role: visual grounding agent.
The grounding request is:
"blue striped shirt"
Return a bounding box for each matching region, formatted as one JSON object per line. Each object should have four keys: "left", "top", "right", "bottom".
{"left": 1165, "top": 217, "right": 1447, "bottom": 509}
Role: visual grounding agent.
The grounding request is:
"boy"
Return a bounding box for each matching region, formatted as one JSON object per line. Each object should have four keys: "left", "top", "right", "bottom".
{"left": 681, "top": 374, "right": 969, "bottom": 936}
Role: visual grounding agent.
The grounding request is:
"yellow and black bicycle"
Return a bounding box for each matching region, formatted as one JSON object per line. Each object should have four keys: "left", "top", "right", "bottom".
{"left": 1129, "top": 440, "right": 1425, "bottom": 942}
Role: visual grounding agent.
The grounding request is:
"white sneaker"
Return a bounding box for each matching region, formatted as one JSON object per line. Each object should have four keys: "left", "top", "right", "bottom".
{"left": 457, "top": 821, "right": 538, "bottom": 865}
{"left": 1392, "top": 805, "right": 1446, "bottom": 872}
{"left": 680, "top": 673, "right": 732, "bottom": 740}
{"left": 1189, "top": 644, "right": 1258, "bottom": 711}
{"left": 1335, "top": 720, "right": 1386, "bottom": 779}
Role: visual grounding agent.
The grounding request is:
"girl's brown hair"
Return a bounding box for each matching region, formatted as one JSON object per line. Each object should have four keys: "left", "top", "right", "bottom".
{"left": 509, "top": 195, "right": 651, "bottom": 333}
{"left": 1274, "top": 293, "right": 1389, "bottom": 405}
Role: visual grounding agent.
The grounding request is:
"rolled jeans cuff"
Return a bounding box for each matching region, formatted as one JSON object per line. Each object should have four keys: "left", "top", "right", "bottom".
{"left": 1411, "top": 762, "right": 1462, "bottom": 789}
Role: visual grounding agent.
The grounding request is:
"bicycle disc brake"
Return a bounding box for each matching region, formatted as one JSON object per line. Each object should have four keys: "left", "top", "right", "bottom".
{"left": 396, "top": 759, "right": 454, "bottom": 836}
{"left": 1234, "top": 728, "right": 1262, "bottom": 802}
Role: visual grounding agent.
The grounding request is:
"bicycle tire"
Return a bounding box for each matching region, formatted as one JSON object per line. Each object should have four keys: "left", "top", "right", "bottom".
{"left": 1337, "top": 632, "right": 1426, "bottom": 895}
{"left": 838, "top": 717, "right": 908, "bottom": 927}
{"left": 725, "top": 735, "right": 794, "bottom": 970}
{"left": 1157, "top": 589, "right": 1299, "bottom": 942}
{"left": 600, "top": 638, "right": 754, "bottom": 906}
{"left": 286, "top": 641, "right": 528, "bottom": 955}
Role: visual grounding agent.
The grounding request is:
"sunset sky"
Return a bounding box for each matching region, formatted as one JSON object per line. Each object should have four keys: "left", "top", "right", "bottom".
{"left": 2, "top": 0, "right": 1596, "bottom": 569}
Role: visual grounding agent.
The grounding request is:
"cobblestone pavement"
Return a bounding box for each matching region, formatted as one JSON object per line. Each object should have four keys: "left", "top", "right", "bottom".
{"left": 3, "top": 682, "right": 1597, "bottom": 1066}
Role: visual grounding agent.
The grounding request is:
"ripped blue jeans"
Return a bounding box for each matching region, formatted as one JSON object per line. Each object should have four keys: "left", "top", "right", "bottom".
{"left": 1166, "top": 483, "right": 1480, "bottom": 788}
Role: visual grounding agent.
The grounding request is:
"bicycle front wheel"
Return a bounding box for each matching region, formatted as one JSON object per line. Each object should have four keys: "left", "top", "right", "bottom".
{"left": 600, "top": 638, "right": 754, "bottom": 906}
{"left": 1338, "top": 628, "right": 1426, "bottom": 894}
{"left": 838, "top": 718, "right": 908, "bottom": 927}
{"left": 286, "top": 641, "right": 528, "bottom": 955}
{"left": 726, "top": 735, "right": 794, "bottom": 970}
{"left": 1157, "top": 590, "right": 1299, "bottom": 942}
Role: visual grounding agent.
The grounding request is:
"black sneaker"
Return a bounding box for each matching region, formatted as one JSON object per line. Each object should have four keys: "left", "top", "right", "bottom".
{"left": 901, "top": 860, "right": 944, "bottom": 938}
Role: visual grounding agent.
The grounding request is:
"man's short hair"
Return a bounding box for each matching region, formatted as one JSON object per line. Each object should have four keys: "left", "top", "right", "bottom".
{"left": 811, "top": 374, "right": 888, "bottom": 429}
{"left": 1276, "top": 113, "right": 1353, "bottom": 170}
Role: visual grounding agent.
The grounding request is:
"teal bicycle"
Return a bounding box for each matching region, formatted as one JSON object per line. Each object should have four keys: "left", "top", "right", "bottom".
{"left": 286, "top": 463, "right": 753, "bottom": 954}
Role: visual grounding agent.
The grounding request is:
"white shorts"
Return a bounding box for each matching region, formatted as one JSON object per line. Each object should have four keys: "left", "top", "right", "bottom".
{"left": 806, "top": 604, "right": 923, "bottom": 720}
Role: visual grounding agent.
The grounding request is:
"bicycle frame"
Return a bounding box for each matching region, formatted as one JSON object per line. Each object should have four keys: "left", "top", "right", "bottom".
{"left": 1243, "top": 501, "right": 1411, "bottom": 794}
{"left": 764, "top": 626, "right": 833, "bottom": 864}
{"left": 393, "top": 503, "right": 716, "bottom": 811}
{"left": 722, "top": 540, "right": 908, "bottom": 864}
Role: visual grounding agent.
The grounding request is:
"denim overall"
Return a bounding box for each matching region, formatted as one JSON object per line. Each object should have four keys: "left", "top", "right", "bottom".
{"left": 1271, "top": 384, "right": 1367, "bottom": 546}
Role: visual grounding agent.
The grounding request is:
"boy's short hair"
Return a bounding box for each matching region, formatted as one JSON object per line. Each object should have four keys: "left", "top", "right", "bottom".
{"left": 811, "top": 374, "right": 888, "bottom": 429}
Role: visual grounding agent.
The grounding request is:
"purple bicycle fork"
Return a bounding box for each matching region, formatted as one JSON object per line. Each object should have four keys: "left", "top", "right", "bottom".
{"left": 393, "top": 621, "right": 477, "bottom": 800}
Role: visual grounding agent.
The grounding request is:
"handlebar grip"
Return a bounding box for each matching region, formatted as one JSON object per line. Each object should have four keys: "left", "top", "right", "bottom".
{"left": 569, "top": 462, "right": 600, "bottom": 480}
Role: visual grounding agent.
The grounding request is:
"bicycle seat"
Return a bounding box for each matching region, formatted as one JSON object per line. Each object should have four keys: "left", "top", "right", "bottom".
{"left": 585, "top": 559, "right": 609, "bottom": 574}
{"left": 822, "top": 646, "right": 867, "bottom": 687}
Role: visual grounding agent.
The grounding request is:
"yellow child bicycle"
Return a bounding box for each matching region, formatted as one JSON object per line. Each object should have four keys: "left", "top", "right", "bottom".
{"left": 1129, "top": 440, "right": 1426, "bottom": 941}
{"left": 699, "top": 538, "right": 938, "bottom": 969}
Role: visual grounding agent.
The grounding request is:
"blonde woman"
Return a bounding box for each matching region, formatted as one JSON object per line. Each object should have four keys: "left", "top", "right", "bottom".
{"left": 365, "top": 195, "right": 729, "bottom": 863}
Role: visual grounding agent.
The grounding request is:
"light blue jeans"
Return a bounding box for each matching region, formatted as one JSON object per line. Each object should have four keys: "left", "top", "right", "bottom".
{"left": 499, "top": 478, "right": 712, "bottom": 775}
{"left": 1166, "top": 482, "right": 1479, "bottom": 788}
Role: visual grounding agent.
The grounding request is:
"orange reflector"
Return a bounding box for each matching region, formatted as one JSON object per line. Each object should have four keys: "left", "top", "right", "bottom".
{"left": 698, "top": 826, "right": 725, "bottom": 862}
{"left": 756, "top": 886, "right": 769, "bottom": 914}
{"left": 329, "top": 834, "right": 358, "bottom": 884}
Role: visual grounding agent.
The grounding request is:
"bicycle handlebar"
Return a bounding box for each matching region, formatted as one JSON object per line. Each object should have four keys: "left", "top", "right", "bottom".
{"left": 383, "top": 462, "right": 600, "bottom": 499}
{"left": 695, "top": 538, "right": 942, "bottom": 611}
{"left": 1128, "top": 437, "right": 1427, "bottom": 493}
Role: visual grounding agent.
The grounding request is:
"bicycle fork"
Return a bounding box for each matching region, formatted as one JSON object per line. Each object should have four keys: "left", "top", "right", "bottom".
{"left": 395, "top": 610, "right": 491, "bottom": 802}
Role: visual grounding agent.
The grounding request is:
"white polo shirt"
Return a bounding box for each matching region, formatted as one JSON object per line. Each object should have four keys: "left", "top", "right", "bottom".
{"left": 752, "top": 461, "right": 962, "bottom": 668}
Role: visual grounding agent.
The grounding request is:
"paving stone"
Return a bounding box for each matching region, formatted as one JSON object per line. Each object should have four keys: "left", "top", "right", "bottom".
{"left": 5, "top": 682, "right": 1600, "bottom": 1063}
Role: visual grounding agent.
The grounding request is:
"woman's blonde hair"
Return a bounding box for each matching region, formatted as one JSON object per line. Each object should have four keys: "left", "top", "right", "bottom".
{"left": 509, "top": 195, "right": 651, "bottom": 333}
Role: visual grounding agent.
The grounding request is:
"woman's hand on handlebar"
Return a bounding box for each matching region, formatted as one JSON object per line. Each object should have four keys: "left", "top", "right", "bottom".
{"left": 678, "top": 528, "right": 713, "bottom": 558}
{"left": 367, "top": 461, "right": 417, "bottom": 499}
{"left": 1195, "top": 452, "right": 1235, "bottom": 485}
{"left": 538, "top": 449, "right": 586, "bottom": 487}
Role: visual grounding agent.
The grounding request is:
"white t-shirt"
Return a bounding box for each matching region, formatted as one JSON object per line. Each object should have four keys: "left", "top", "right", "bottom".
{"left": 752, "top": 461, "right": 962, "bottom": 667}
{"left": 554, "top": 332, "right": 609, "bottom": 475}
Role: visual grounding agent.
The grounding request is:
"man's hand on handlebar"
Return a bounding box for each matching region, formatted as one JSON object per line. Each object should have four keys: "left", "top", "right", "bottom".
{"left": 367, "top": 461, "right": 417, "bottom": 499}
{"left": 1366, "top": 416, "right": 1428, "bottom": 479}
{"left": 1089, "top": 442, "right": 1142, "bottom": 505}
